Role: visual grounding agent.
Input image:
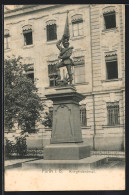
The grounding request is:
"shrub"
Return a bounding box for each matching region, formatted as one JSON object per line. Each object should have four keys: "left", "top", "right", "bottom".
{"left": 15, "top": 136, "right": 27, "bottom": 156}
{"left": 5, "top": 139, "right": 14, "bottom": 158}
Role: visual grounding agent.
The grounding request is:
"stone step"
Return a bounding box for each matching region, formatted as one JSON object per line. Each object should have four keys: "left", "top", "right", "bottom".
{"left": 5, "top": 158, "right": 39, "bottom": 170}
{"left": 22, "top": 155, "right": 108, "bottom": 170}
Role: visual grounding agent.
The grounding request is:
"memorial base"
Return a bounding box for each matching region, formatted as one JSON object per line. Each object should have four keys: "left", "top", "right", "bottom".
{"left": 44, "top": 86, "right": 89, "bottom": 161}
{"left": 44, "top": 143, "right": 91, "bottom": 160}
{"left": 22, "top": 156, "right": 108, "bottom": 170}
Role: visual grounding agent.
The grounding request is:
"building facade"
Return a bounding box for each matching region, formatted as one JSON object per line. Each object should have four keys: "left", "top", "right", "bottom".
{"left": 4, "top": 4, "right": 125, "bottom": 151}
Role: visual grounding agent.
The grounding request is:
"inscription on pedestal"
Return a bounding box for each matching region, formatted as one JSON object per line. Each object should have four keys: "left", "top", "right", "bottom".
{"left": 52, "top": 104, "right": 73, "bottom": 141}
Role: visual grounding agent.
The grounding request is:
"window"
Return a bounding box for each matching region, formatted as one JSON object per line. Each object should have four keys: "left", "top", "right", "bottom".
{"left": 80, "top": 105, "right": 87, "bottom": 126}
{"left": 72, "top": 14, "right": 83, "bottom": 37}
{"left": 48, "top": 64, "right": 58, "bottom": 87}
{"left": 48, "top": 64, "right": 57, "bottom": 75}
{"left": 107, "top": 102, "right": 120, "bottom": 126}
{"left": 72, "top": 21, "right": 83, "bottom": 37}
{"left": 73, "top": 56, "right": 85, "bottom": 84}
{"left": 26, "top": 72, "right": 34, "bottom": 83}
{"left": 46, "top": 20, "right": 57, "bottom": 41}
{"left": 4, "top": 29, "right": 10, "bottom": 49}
{"left": 105, "top": 54, "right": 118, "bottom": 80}
{"left": 103, "top": 11, "right": 116, "bottom": 30}
{"left": 49, "top": 76, "right": 57, "bottom": 87}
{"left": 74, "top": 65, "right": 85, "bottom": 83}
{"left": 25, "top": 64, "right": 34, "bottom": 83}
{"left": 24, "top": 32, "right": 33, "bottom": 45}
{"left": 22, "top": 25, "right": 33, "bottom": 46}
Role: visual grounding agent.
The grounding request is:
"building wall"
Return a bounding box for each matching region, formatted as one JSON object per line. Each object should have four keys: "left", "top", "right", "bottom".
{"left": 4, "top": 4, "right": 125, "bottom": 151}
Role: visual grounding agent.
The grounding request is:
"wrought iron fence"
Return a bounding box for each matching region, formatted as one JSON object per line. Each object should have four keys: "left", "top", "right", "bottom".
{"left": 91, "top": 150, "right": 125, "bottom": 158}
{"left": 5, "top": 137, "right": 44, "bottom": 158}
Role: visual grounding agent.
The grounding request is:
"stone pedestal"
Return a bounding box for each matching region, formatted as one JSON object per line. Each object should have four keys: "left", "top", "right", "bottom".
{"left": 44, "top": 86, "right": 91, "bottom": 160}
{"left": 44, "top": 143, "right": 91, "bottom": 160}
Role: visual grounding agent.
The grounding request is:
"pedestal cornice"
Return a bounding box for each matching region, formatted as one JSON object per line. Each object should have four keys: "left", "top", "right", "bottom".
{"left": 45, "top": 86, "right": 85, "bottom": 103}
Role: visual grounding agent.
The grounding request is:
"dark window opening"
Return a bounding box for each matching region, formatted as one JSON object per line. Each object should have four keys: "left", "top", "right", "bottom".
{"left": 47, "top": 24, "right": 57, "bottom": 41}
{"left": 107, "top": 103, "right": 120, "bottom": 126}
{"left": 48, "top": 64, "right": 58, "bottom": 87}
{"left": 106, "top": 60, "right": 118, "bottom": 80}
{"left": 26, "top": 73, "right": 34, "bottom": 83}
{"left": 49, "top": 76, "right": 57, "bottom": 87}
{"left": 80, "top": 106, "right": 87, "bottom": 127}
{"left": 48, "top": 64, "right": 57, "bottom": 75}
{"left": 104, "top": 11, "right": 116, "bottom": 29}
{"left": 24, "top": 32, "right": 33, "bottom": 45}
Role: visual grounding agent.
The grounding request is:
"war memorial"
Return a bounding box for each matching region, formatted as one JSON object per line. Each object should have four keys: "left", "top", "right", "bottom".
{"left": 23, "top": 12, "right": 107, "bottom": 170}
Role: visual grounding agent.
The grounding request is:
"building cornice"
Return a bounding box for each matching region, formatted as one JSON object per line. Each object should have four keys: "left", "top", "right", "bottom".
{"left": 40, "top": 88, "right": 125, "bottom": 100}
{"left": 4, "top": 4, "right": 64, "bottom": 19}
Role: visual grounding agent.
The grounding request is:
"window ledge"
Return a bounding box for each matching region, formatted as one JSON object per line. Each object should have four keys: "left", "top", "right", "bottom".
{"left": 74, "top": 82, "right": 89, "bottom": 86}
{"left": 70, "top": 35, "right": 86, "bottom": 41}
{"left": 23, "top": 44, "right": 34, "bottom": 49}
{"left": 101, "top": 78, "right": 122, "bottom": 83}
{"left": 4, "top": 48, "right": 11, "bottom": 52}
{"left": 45, "top": 128, "right": 52, "bottom": 131}
{"left": 5, "top": 130, "right": 16, "bottom": 133}
{"left": 102, "top": 27, "right": 118, "bottom": 34}
{"left": 46, "top": 40, "right": 57, "bottom": 45}
{"left": 102, "top": 124, "right": 124, "bottom": 128}
{"left": 81, "top": 126, "right": 91, "bottom": 129}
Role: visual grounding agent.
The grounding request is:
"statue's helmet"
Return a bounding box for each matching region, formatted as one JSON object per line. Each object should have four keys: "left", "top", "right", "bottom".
{"left": 63, "top": 34, "right": 69, "bottom": 41}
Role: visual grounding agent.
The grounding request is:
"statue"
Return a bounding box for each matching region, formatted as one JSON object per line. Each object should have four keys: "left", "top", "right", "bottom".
{"left": 56, "top": 11, "right": 75, "bottom": 85}
{"left": 56, "top": 35, "right": 74, "bottom": 84}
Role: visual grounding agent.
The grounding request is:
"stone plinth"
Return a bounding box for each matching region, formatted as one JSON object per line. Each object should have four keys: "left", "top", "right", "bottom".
{"left": 44, "top": 143, "right": 91, "bottom": 160}
{"left": 44, "top": 86, "right": 90, "bottom": 160}
{"left": 45, "top": 86, "right": 85, "bottom": 144}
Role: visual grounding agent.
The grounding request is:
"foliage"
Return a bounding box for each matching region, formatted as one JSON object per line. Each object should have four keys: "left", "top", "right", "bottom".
{"left": 4, "top": 56, "right": 44, "bottom": 133}
{"left": 15, "top": 136, "right": 27, "bottom": 156}
{"left": 5, "top": 136, "right": 27, "bottom": 157}
{"left": 5, "top": 139, "right": 14, "bottom": 157}
{"left": 42, "top": 111, "right": 53, "bottom": 128}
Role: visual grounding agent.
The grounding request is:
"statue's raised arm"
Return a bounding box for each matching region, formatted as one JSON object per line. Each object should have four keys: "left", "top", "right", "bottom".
{"left": 56, "top": 39, "right": 63, "bottom": 51}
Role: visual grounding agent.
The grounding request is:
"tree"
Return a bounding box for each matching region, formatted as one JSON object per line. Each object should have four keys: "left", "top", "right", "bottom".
{"left": 42, "top": 110, "right": 53, "bottom": 128}
{"left": 4, "top": 56, "right": 44, "bottom": 134}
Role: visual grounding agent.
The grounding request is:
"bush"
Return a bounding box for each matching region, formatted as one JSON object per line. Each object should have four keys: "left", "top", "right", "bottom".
{"left": 5, "top": 139, "right": 14, "bottom": 158}
{"left": 5, "top": 136, "right": 27, "bottom": 158}
{"left": 42, "top": 111, "right": 53, "bottom": 128}
{"left": 15, "top": 136, "right": 27, "bottom": 156}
